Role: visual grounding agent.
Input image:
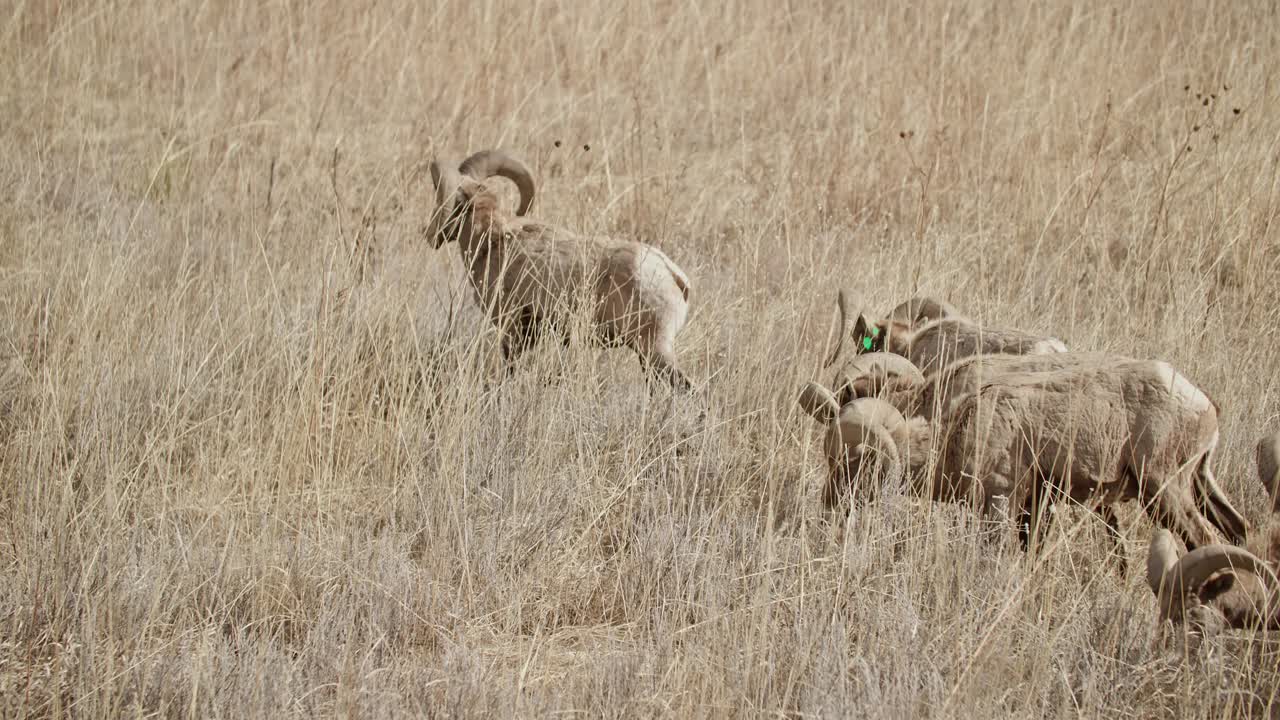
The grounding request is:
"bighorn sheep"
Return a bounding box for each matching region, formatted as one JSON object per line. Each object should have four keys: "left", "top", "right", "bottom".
{"left": 1146, "top": 431, "right": 1280, "bottom": 633}
{"left": 824, "top": 290, "right": 1067, "bottom": 375}
{"left": 428, "top": 149, "right": 693, "bottom": 391}
{"left": 798, "top": 352, "right": 1251, "bottom": 559}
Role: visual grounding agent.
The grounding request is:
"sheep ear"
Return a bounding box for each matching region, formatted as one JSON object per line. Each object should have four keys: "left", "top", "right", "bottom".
{"left": 1198, "top": 573, "right": 1236, "bottom": 604}
{"left": 427, "top": 156, "right": 464, "bottom": 245}
{"left": 798, "top": 382, "right": 840, "bottom": 424}
{"left": 424, "top": 206, "right": 449, "bottom": 246}
{"left": 850, "top": 313, "right": 884, "bottom": 353}
{"left": 425, "top": 198, "right": 463, "bottom": 247}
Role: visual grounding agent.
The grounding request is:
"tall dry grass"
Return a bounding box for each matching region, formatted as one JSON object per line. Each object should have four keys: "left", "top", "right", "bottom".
{"left": 2, "top": 0, "right": 1280, "bottom": 717}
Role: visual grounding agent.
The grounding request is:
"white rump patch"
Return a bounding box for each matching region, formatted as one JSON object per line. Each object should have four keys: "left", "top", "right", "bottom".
{"left": 1154, "top": 362, "right": 1211, "bottom": 412}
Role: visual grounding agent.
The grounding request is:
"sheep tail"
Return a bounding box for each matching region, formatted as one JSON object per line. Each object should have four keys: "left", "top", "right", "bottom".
{"left": 669, "top": 262, "right": 691, "bottom": 303}
{"left": 649, "top": 246, "right": 690, "bottom": 303}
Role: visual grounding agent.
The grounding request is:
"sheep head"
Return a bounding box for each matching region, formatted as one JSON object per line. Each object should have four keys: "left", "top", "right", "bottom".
{"left": 1146, "top": 429, "right": 1280, "bottom": 633}
{"left": 426, "top": 149, "right": 537, "bottom": 248}
{"left": 1145, "top": 529, "right": 1277, "bottom": 631}
{"left": 798, "top": 382, "right": 906, "bottom": 508}
{"left": 823, "top": 290, "right": 909, "bottom": 368}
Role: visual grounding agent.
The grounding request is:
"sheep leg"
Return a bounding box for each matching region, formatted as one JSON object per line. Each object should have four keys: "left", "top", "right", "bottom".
{"left": 653, "top": 358, "right": 692, "bottom": 394}
{"left": 1135, "top": 469, "right": 1219, "bottom": 552}
{"left": 500, "top": 335, "right": 527, "bottom": 374}
{"left": 636, "top": 343, "right": 692, "bottom": 394}
{"left": 546, "top": 328, "right": 573, "bottom": 385}
{"left": 535, "top": 317, "right": 572, "bottom": 386}
{"left": 1097, "top": 504, "right": 1128, "bottom": 576}
{"left": 1191, "top": 451, "right": 1249, "bottom": 544}
{"left": 500, "top": 309, "right": 543, "bottom": 375}
{"left": 978, "top": 493, "right": 1014, "bottom": 550}
{"left": 656, "top": 357, "right": 693, "bottom": 394}
{"left": 1017, "top": 483, "right": 1053, "bottom": 554}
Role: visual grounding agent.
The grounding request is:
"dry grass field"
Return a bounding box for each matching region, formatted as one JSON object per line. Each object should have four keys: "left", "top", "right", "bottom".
{"left": 3, "top": 0, "right": 1280, "bottom": 717}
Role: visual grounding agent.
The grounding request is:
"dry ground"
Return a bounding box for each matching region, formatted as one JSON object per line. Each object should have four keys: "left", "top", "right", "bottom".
{"left": 3, "top": 1, "right": 1280, "bottom": 717}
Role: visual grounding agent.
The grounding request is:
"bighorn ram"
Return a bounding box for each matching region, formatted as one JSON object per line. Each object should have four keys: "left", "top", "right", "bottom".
{"left": 1146, "top": 431, "right": 1280, "bottom": 633}
{"left": 798, "top": 352, "right": 1250, "bottom": 559}
{"left": 824, "top": 291, "right": 1067, "bottom": 375}
{"left": 427, "top": 149, "right": 694, "bottom": 391}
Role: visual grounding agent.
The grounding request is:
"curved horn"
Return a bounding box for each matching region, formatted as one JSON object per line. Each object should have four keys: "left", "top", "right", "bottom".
{"left": 868, "top": 423, "right": 904, "bottom": 491}
{"left": 842, "top": 352, "right": 926, "bottom": 395}
{"left": 426, "top": 156, "right": 463, "bottom": 244}
{"left": 1173, "top": 545, "right": 1279, "bottom": 596}
{"left": 798, "top": 381, "right": 840, "bottom": 424}
{"left": 823, "top": 290, "right": 854, "bottom": 369}
{"left": 1151, "top": 536, "right": 1278, "bottom": 622}
{"left": 459, "top": 149, "right": 536, "bottom": 216}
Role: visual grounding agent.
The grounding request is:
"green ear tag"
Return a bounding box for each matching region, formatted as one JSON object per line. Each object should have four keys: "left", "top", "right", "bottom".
{"left": 862, "top": 337, "right": 873, "bottom": 350}
{"left": 871, "top": 327, "right": 881, "bottom": 337}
